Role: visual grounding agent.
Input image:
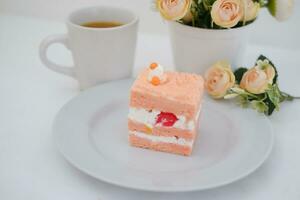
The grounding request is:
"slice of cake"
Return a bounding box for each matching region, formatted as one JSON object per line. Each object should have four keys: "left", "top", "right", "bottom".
{"left": 128, "top": 62, "right": 204, "bottom": 156}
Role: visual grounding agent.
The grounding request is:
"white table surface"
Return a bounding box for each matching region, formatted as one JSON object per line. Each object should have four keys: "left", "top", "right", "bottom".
{"left": 0, "top": 14, "right": 300, "bottom": 200}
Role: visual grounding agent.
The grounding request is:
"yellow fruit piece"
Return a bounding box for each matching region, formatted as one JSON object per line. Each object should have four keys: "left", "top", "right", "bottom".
{"left": 145, "top": 125, "right": 152, "bottom": 134}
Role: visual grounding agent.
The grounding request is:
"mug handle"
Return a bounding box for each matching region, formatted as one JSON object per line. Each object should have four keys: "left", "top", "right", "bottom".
{"left": 39, "top": 34, "right": 75, "bottom": 77}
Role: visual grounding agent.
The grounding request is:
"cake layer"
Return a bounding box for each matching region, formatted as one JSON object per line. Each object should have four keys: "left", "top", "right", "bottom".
{"left": 130, "top": 131, "right": 193, "bottom": 146}
{"left": 130, "top": 69, "right": 204, "bottom": 120}
{"left": 129, "top": 132, "right": 193, "bottom": 156}
{"left": 128, "top": 120, "right": 196, "bottom": 140}
{"left": 130, "top": 90, "right": 199, "bottom": 120}
{"left": 128, "top": 107, "right": 201, "bottom": 130}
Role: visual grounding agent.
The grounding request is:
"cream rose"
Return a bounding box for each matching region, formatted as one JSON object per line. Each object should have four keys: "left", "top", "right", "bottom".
{"left": 156, "top": 0, "right": 192, "bottom": 21}
{"left": 240, "top": 64, "right": 275, "bottom": 94}
{"left": 242, "top": 0, "right": 260, "bottom": 21}
{"left": 205, "top": 61, "right": 236, "bottom": 99}
{"left": 211, "top": 0, "right": 244, "bottom": 28}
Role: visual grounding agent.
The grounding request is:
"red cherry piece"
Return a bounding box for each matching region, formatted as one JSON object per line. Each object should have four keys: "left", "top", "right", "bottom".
{"left": 156, "top": 112, "right": 178, "bottom": 127}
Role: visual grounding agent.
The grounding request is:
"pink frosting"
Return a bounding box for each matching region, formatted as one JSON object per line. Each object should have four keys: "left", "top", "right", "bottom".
{"left": 132, "top": 69, "right": 204, "bottom": 104}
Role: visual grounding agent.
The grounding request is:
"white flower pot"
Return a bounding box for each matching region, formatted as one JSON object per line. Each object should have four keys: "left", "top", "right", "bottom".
{"left": 168, "top": 21, "right": 254, "bottom": 74}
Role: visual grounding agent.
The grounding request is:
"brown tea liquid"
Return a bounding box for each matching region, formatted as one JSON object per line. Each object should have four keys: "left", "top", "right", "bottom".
{"left": 81, "top": 21, "right": 123, "bottom": 28}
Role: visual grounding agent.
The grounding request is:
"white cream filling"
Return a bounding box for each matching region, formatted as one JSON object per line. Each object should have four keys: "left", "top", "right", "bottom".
{"left": 130, "top": 131, "right": 193, "bottom": 147}
{"left": 128, "top": 107, "right": 200, "bottom": 130}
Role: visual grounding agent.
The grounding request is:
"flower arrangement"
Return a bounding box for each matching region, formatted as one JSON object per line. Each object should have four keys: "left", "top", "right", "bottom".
{"left": 204, "top": 55, "right": 299, "bottom": 115}
{"left": 155, "top": 0, "right": 294, "bottom": 29}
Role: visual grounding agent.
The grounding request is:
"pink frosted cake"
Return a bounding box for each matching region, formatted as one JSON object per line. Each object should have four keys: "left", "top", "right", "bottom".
{"left": 128, "top": 63, "right": 204, "bottom": 156}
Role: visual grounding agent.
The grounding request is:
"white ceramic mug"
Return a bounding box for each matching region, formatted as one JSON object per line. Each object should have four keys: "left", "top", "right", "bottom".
{"left": 168, "top": 21, "right": 254, "bottom": 74}
{"left": 39, "top": 6, "right": 138, "bottom": 89}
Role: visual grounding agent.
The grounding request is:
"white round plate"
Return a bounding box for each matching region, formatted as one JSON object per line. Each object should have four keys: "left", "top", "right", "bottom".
{"left": 53, "top": 79, "right": 274, "bottom": 192}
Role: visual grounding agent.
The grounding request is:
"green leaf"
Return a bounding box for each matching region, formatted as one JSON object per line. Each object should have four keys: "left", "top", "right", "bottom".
{"left": 267, "top": 0, "right": 276, "bottom": 17}
{"left": 257, "top": 0, "right": 267, "bottom": 7}
{"left": 251, "top": 100, "right": 268, "bottom": 113}
{"left": 266, "top": 83, "right": 281, "bottom": 113}
{"left": 262, "top": 83, "right": 285, "bottom": 116}
{"left": 280, "top": 91, "right": 295, "bottom": 101}
{"left": 203, "top": 12, "right": 212, "bottom": 29}
{"left": 234, "top": 68, "right": 248, "bottom": 84}
{"left": 224, "top": 93, "right": 239, "bottom": 99}
{"left": 263, "top": 96, "right": 276, "bottom": 115}
{"left": 237, "top": 96, "right": 249, "bottom": 108}
{"left": 203, "top": 0, "right": 216, "bottom": 9}
{"left": 256, "top": 55, "right": 278, "bottom": 84}
{"left": 235, "top": 19, "right": 255, "bottom": 28}
{"left": 230, "top": 87, "right": 246, "bottom": 94}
